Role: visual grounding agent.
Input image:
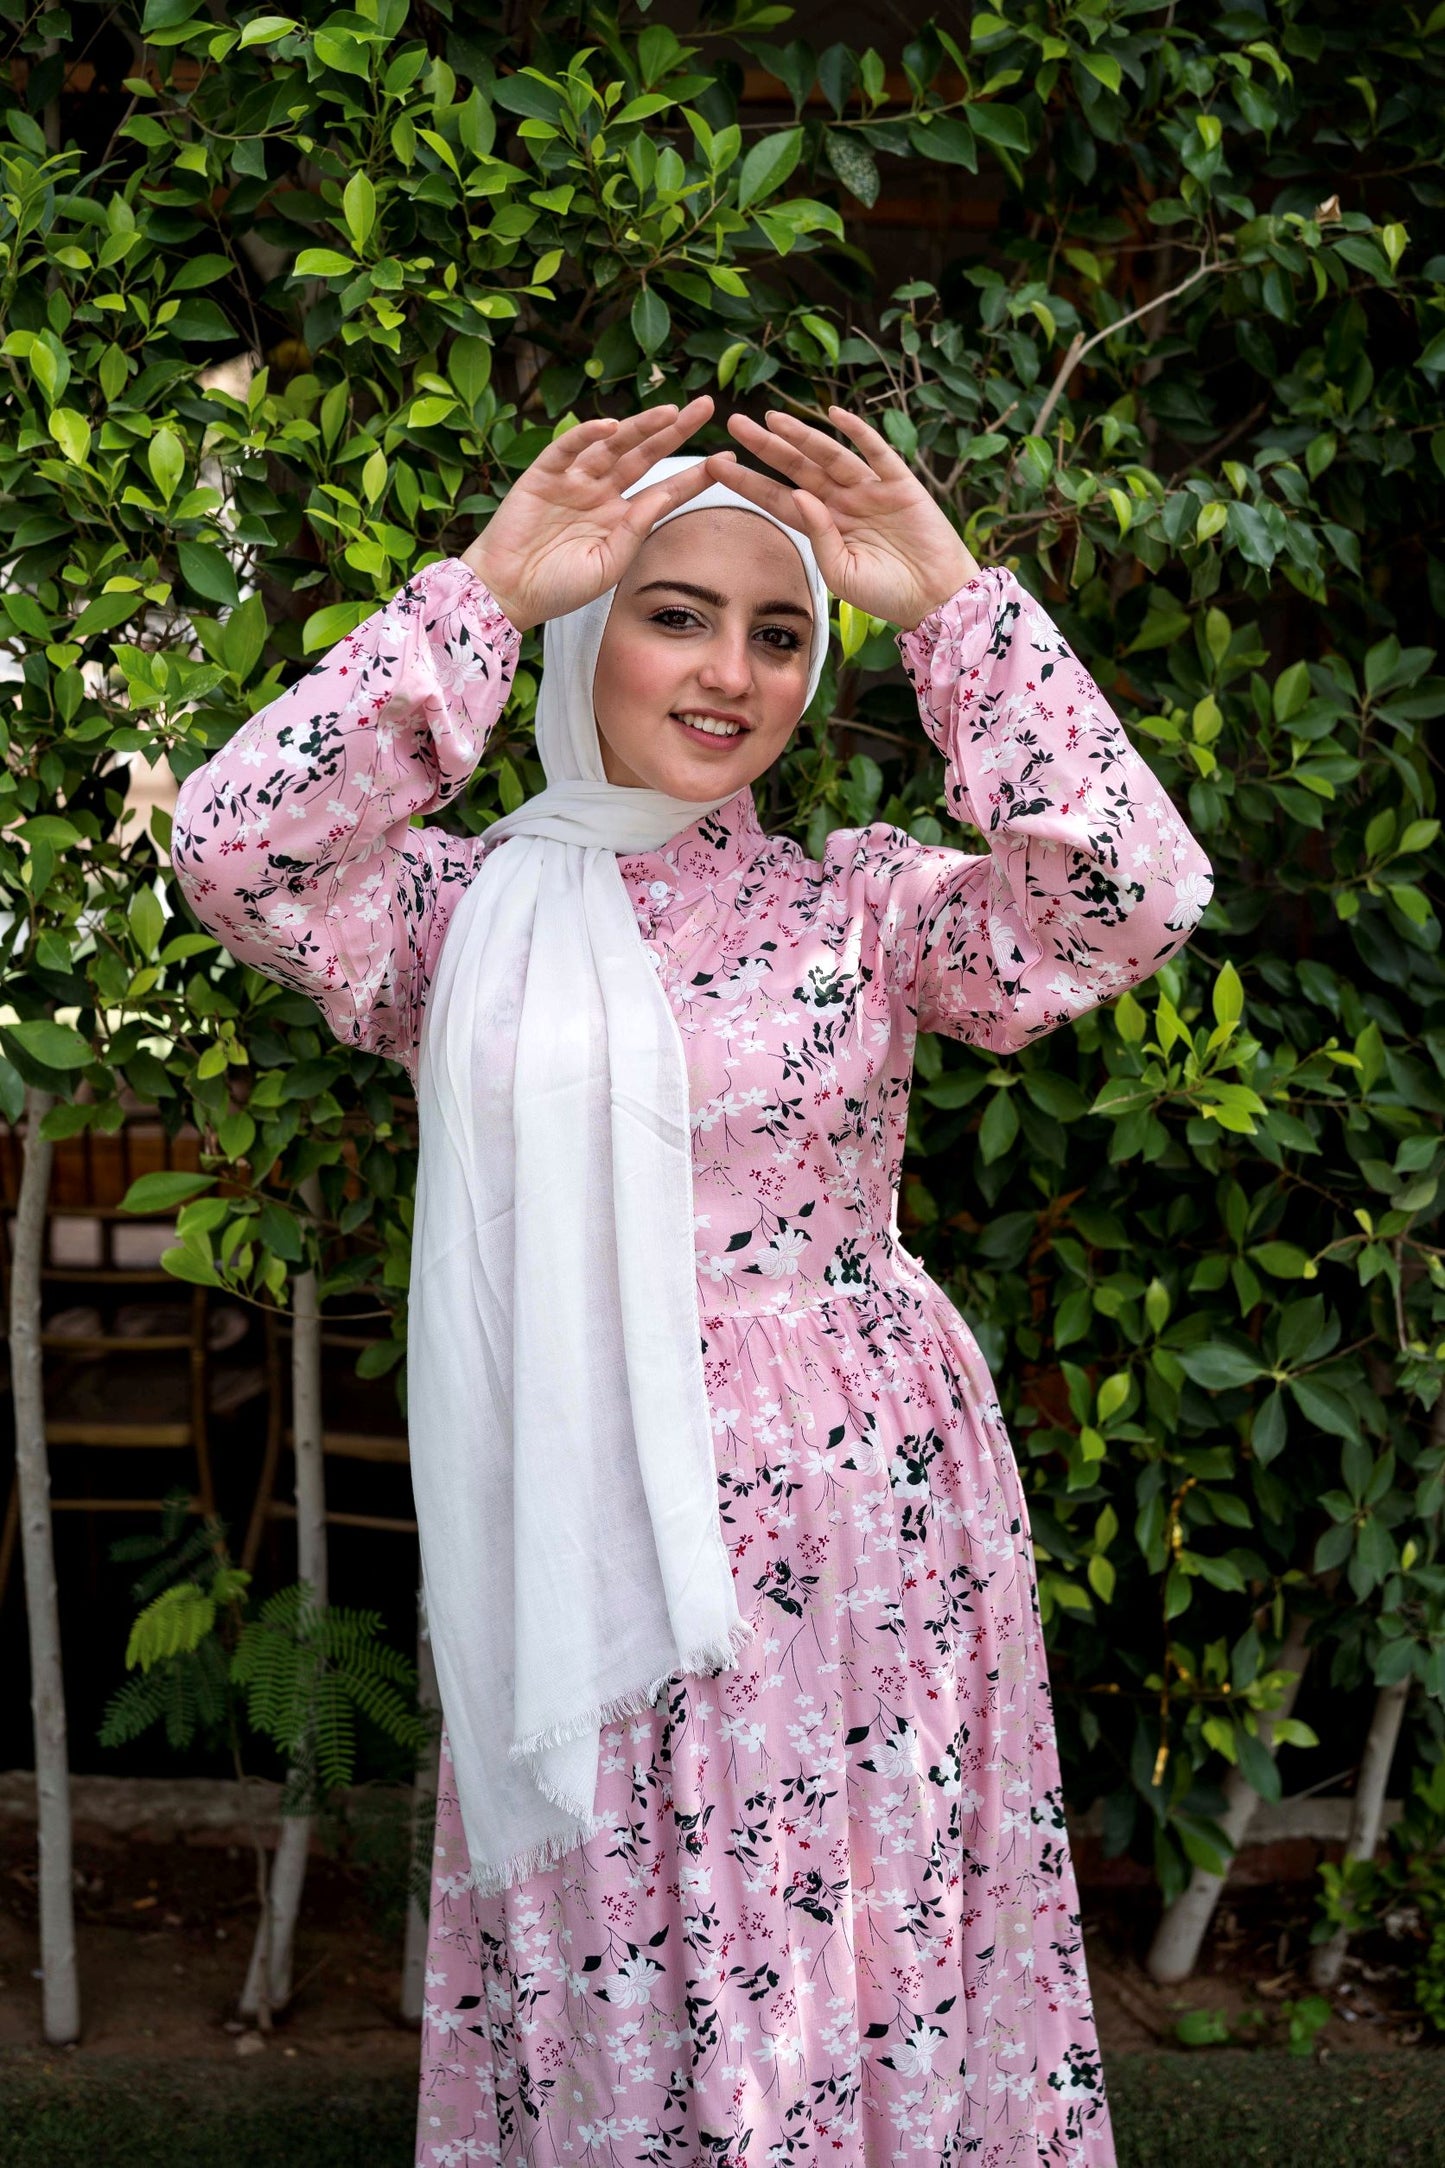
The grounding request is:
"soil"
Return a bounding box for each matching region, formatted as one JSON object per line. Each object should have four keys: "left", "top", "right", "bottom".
{"left": 0, "top": 1818, "right": 420, "bottom": 2075}
{"left": 0, "top": 1817, "right": 1431, "bottom": 2073}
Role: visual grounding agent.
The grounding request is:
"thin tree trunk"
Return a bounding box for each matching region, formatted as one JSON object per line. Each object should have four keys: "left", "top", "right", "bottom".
{"left": 11, "top": 1086, "right": 79, "bottom": 2044}
{"left": 240, "top": 1174, "right": 327, "bottom": 2020}
{"left": 1147, "top": 1614, "right": 1312, "bottom": 1984}
{"left": 401, "top": 1571, "right": 441, "bottom": 2022}
{"left": 1309, "top": 1674, "right": 1411, "bottom": 1990}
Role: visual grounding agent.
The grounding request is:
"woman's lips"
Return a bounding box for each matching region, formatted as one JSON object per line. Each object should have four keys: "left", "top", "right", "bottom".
{"left": 669, "top": 710, "right": 750, "bottom": 748}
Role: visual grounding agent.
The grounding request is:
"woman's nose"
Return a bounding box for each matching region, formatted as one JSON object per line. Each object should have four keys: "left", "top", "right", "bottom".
{"left": 695, "top": 631, "right": 754, "bottom": 698}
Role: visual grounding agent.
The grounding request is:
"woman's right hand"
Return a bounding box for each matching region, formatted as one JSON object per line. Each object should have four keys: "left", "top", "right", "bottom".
{"left": 460, "top": 397, "right": 716, "bottom": 632}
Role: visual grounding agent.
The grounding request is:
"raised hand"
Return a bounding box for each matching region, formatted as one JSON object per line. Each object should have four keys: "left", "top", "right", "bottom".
{"left": 703, "top": 406, "right": 978, "bottom": 631}
{"left": 461, "top": 397, "right": 716, "bottom": 631}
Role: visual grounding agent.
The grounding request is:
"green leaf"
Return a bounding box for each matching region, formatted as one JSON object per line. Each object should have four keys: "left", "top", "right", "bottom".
{"left": 1225, "top": 501, "right": 1276, "bottom": 569}
{"left": 18, "top": 816, "right": 81, "bottom": 847}
{"left": 824, "top": 129, "right": 880, "bottom": 205}
{"left": 314, "top": 28, "right": 371, "bottom": 77}
{"left": 169, "top": 254, "right": 233, "bottom": 292}
{"left": 121, "top": 1170, "right": 218, "bottom": 1213}
{"left": 294, "top": 247, "right": 359, "bottom": 279}
{"left": 408, "top": 395, "right": 458, "bottom": 428}
{"left": 970, "top": 103, "right": 1030, "bottom": 155}
{"left": 148, "top": 425, "right": 185, "bottom": 505}
{"left": 238, "top": 14, "right": 297, "bottom": 45}
{"left": 1288, "top": 1376, "right": 1362, "bottom": 1443}
{"left": 1077, "top": 51, "right": 1122, "bottom": 94}
{"left": 0, "top": 1057, "right": 25, "bottom": 1125}
{"left": 631, "top": 287, "right": 672, "bottom": 357}
{"left": 303, "top": 599, "right": 376, "bottom": 652}
{"left": 909, "top": 114, "right": 976, "bottom": 171}
{"left": 1252, "top": 1389, "right": 1288, "bottom": 1465}
{"left": 1249, "top": 1241, "right": 1314, "bottom": 1279}
{"left": 978, "top": 1087, "right": 1020, "bottom": 1163}
{"left": 4, "top": 1019, "right": 93, "bottom": 1070}
{"left": 221, "top": 591, "right": 267, "bottom": 681}
{"left": 128, "top": 885, "right": 166, "bottom": 958}
{"left": 1211, "top": 961, "right": 1243, "bottom": 1030}
{"left": 342, "top": 171, "right": 376, "bottom": 251}
{"left": 737, "top": 127, "right": 804, "bottom": 211}
{"left": 48, "top": 408, "right": 91, "bottom": 465}
{"left": 1175, "top": 1346, "right": 1266, "bottom": 1391}
{"left": 176, "top": 537, "right": 240, "bottom": 609}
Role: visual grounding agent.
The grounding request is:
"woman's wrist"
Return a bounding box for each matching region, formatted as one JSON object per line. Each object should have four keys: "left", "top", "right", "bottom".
{"left": 897, "top": 544, "right": 983, "bottom": 633}
{"left": 459, "top": 535, "right": 534, "bottom": 634}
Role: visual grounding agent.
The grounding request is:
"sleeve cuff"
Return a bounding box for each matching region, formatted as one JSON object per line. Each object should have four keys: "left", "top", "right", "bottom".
{"left": 412, "top": 556, "right": 525, "bottom": 660}
{"left": 897, "top": 565, "right": 1018, "bottom": 676}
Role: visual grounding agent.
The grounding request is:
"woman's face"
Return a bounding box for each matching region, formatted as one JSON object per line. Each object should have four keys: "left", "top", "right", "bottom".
{"left": 591, "top": 507, "right": 815, "bottom": 800}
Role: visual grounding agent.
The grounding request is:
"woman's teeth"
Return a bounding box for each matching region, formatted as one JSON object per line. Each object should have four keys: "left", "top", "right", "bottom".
{"left": 674, "top": 712, "right": 743, "bottom": 738}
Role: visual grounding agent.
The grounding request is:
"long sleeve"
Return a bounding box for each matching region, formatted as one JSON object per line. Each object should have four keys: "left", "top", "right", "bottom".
{"left": 830, "top": 566, "right": 1213, "bottom": 1053}
{"left": 171, "top": 558, "right": 520, "bottom": 1072}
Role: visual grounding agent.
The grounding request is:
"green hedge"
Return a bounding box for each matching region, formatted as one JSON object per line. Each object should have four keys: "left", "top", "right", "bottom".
{"left": 2, "top": 0, "right": 1443, "bottom": 1906}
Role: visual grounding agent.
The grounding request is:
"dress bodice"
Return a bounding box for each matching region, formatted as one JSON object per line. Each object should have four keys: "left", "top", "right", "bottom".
{"left": 617, "top": 792, "right": 915, "bottom": 1316}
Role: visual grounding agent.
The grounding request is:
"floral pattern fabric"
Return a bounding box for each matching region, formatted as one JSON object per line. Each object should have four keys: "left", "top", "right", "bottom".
{"left": 172, "top": 556, "right": 1213, "bottom": 2168}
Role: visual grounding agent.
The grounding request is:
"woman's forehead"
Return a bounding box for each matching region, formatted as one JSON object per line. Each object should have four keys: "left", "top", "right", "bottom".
{"left": 628, "top": 505, "right": 812, "bottom": 602}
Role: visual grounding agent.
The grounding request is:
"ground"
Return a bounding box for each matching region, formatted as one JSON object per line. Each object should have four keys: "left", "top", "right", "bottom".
{"left": 3, "top": 1816, "right": 1445, "bottom": 2166}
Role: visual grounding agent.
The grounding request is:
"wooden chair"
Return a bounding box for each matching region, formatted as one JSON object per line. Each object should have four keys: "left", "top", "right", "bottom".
{"left": 0, "top": 1115, "right": 217, "bottom": 1608}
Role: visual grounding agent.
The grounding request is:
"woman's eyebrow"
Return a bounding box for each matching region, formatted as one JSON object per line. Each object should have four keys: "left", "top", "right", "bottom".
{"left": 635, "top": 579, "right": 811, "bottom": 620}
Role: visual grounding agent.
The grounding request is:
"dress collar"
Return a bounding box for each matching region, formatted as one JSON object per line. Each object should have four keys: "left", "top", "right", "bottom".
{"left": 617, "top": 786, "right": 770, "bottom": 901}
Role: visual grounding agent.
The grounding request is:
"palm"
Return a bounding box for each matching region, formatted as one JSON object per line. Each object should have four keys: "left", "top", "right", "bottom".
{"left": 463, "top": 398, "right": 716, "bottom": 631}
{"left": 705, "top": 407, "right": 976, "bottom": 630}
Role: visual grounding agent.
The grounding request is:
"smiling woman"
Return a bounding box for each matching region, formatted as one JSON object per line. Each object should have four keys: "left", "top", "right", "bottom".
{"left": 170, "top": 396, "right": 1214, "bottom": 2168}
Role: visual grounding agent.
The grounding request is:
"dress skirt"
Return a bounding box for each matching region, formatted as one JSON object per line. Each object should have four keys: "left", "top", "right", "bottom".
{"left": 415, "top": 1273, "right": 1115, "bottom": 2166}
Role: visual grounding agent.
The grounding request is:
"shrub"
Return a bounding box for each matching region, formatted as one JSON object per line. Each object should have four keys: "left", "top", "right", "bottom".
{"left": 2, "top": 0, "right": 1442, "bottom": 1903}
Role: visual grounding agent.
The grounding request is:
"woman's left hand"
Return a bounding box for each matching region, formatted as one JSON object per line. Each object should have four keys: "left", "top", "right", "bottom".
{"left": 703, "top": 406, "right": 978, "bottom": 631}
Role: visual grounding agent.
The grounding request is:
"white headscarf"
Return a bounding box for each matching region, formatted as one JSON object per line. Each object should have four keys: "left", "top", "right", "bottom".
{"left": 408, "top": 454, "right": 830, "bottom": 1893}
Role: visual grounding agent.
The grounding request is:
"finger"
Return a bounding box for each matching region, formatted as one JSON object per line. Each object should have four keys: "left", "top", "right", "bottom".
{"left": 610, "top": 398, "right": 719, "bottom": 487}
{"left": 702, "top": 454, "right": 810, "bottom": 528}
{"left": 531, "top": 415, "right": 619, "bottom": 474}
{"left": 759, "top": 409, "right": 876, "bottom": 489}
{"left": 571, "top": 402, "right": 684, "bottom": 479}
{"left": 723, "top": 413, "right": 837, "bottom": 498}
{"left": 825, "top": 404, "right": 914, "bottom": 482}
{"left": 607, "top": 395, "right": 717, "bottom": 488}
{"left": 576, "top": 395, "right": 714, "bottom": 482}
{"left": 619, "top": 457, "right": 715, "bottom": 537}
{"left": 702, "top": 457, "right": 841, "bottom": 559}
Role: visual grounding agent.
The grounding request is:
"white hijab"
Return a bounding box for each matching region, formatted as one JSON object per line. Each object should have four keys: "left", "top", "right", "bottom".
{"left": 408, "top": 455, "right": 830, "bottom": 1893}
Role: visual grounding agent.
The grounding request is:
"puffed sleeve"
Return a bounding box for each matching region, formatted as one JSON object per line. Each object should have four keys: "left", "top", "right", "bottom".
{"left": 170, "top": 557, "right": 520, "bottom": 1071}
{"left": 828, "top": 566, "right": 1214, "bottom": 1053}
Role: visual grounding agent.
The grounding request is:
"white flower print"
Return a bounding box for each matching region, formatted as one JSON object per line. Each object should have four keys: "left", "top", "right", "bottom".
{"left": 757, "top": 1229, "right": 807, "bottom": 1276}
{"left": 1168, "top": 866, "right": 1214, "bottom": 927}
{"left": 891, "top": 2021, "right": 947, "bottom": 2077}
{"left": 605, "top": 1955, "right": 662, "bottom": 2009}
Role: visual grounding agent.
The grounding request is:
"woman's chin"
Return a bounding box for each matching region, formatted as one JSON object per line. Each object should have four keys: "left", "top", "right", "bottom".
{"left": 640, "top": 753, "right": 758, "bottom": 803}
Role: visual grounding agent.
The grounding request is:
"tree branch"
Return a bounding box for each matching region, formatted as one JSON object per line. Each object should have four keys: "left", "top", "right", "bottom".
{"left": 1034, "top": 254, "right": 1230, "bottom": 438}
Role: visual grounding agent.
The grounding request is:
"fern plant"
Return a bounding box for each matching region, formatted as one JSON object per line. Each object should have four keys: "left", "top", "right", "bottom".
{"left": 99, "top": 1490, "right": 435, "bottom": 2007}
{"left": 101, "top": 1490, "right": 431, "bottom": 1794}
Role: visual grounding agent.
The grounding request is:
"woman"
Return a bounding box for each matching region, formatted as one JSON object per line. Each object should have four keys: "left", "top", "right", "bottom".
{"left": 173, "top": 394, "right": 1212, "bottom": 2165}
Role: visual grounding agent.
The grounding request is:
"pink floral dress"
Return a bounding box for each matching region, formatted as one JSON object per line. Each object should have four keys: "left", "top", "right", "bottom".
{"left": 172, "top": 557, "right": 1212, "bottom": 2168}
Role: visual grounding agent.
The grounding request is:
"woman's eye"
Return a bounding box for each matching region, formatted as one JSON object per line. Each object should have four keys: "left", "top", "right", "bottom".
{"left": 757, "top": 627, "right": 802, "bottom": 652}
{"left": 651, "top": 607, "right": 700, "bottom": 630}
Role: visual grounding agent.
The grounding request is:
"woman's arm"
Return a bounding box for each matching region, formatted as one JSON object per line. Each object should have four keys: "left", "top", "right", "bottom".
{"left": 890, "top": 565, "right": 1214, "bottom": 1050}
{"left": 170, "top": 558, "right": 519, "bottom": 1068}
